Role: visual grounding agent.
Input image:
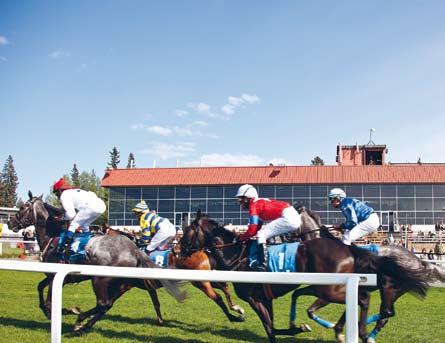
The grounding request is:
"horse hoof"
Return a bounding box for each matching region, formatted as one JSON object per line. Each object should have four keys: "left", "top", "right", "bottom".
{"left": 231, "top": 305, "right": 245, "bottom": 315}
{"left": 336, "top": 333, "right": 345, "bottom": 343}
{"left": 367, "top": 338, "right": 376, "bottom": 343}
{"left": 156, "top": 319, "right": 164, "bottom": 326}
{"left": 300, "top": 323, "right": 312, "bottom": 332}
{"left": 289, "top": 322, "right": 296, "bottom": 330}
{"left": 230, "top": 315, "right": 246, "bottom": 323}
{"left": 70, "top": 307, "right": 81, "bottom": 315}
{"left": 73, "top": 323, "right": 84, "bottom": 332}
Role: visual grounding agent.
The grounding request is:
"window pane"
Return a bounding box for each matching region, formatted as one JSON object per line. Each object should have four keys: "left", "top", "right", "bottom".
{"left": 433, "top": 185, "right": 445, "bottom": 197}
{"left": 125, "top": 199, "right": 139, "bottom": 212}
{"left": 159, "top": 199, "right": 174, "bottom": 212}
{"left": 191, "top": 186, "right": 207, "bottom": 198}
{"left": 159, "top": 187, "right": 174, "bottom": 199}
{"left": 345, "top": 185, "right": 362, "bottom": 198}
{"left": 398, "top": 198, "right": 415, "bottom": 211}
{"left": 397, "top": 185, "right": 414, "bottom": 197}
{"left": 191, "top": 200, "right": 207, "bottom": 212}
{"left": 293, "top": 185, "right": 310, "bottom": 198}
{"left": 416, "top": 185, "right": 432, "bottom": 197}
{"left": 258, "top": 185, "right": 275, "bottom": 198}
{"left": 109, "top": 200, "right": 124, "bottom": 212}
{"left": 175, "top": 186, "right": 190, "bottom": 199}
{"left": 380, "top": 185, "right": 396, "bottom": 197}
{"left": 143, "top": 200, "right": 157, "bottom": 211}
{"left": 207, "top": 199, "right": 223, "bottom": 212}
{"left": 364, "top": 198, "right": 380, "bottom": 211}
{"left": 310, "top": 199, "right": 328, "bottom": 211}
{"left": 224, "top": 186, "right": 239, "bottom": 198}
{"left": 109, "top": 187, "right": 125, "bottom": 200}
{"left": 416, "top": 198, "right": 433, "bottom": 211}
{"left": 276, "top": 185, "right": 292, "bottom": 198}
{"left": 175, "top": 200, "right": 190, "bottom": 212}
{"left": 126, "top": 187, "right": 141, "bottom": 200}
{"left": 208, "top": 186, "right": 223, "bottom": 198}
{"left": 224, "top": 199, "right": 240, "bottom": 212}
{"left": 434, "top": 198, "right": 445, "bottom": 211}
{"left": 293, "top": 199, "right": 310, "bottom": 208}
{"left": 434, "top": 212, "right": 445, "bottom": 222}
{"left": 109, "top": 212, "right": 124, "bottom": 220}
{"left": 311, "top": 185, "right": 327, "bottom": 198}
{"left": 142, "top": 187, "right": 158, "bottom": 199}
{"left": 381, "top": 198, "right": 396, "bottom": 211}
{"left": 363, "top": 185, "right": 380, "bottom": 198}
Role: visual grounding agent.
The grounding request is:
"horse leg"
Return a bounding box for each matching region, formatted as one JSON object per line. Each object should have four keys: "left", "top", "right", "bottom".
{"left": 288, "top": 286, "right": 314, "bottom": 332}
{"left": 213, "top": 281, "right": 245, "bottom": 316}
{"left": 357, "top": 290, "right": 371, "bottom": 343}
{"left": 146, "top": 288, "right": 164, "bottom": 325}
{"left": 307, "top": 298, "right": 336, "bottom": 329}
{"left": 38, "top": 277, "right": 51, "bottom": 318}
{"left": 193, "top": 281, "right": 245, "bottom": 322}
{"left": 247, "top": 297, "right": 276, "bottom": 343}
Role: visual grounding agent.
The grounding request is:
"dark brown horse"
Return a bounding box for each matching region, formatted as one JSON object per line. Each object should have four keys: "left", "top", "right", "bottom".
{"left": 8, "top": 192, "right": 185, "bottom": 332}
{"left": 179, "top": 212, "right": 431, "bottom": 343}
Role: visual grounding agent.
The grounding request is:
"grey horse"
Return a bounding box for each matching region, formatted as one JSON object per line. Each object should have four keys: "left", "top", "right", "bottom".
{"left": 8, "top": 191, "right": 185, "bottom": 332}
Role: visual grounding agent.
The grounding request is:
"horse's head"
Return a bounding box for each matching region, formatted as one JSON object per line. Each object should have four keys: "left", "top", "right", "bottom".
{"left": 8, "top": 191, "right": 48, "bottom": 232}
{"left": 294, "top": 205, "right": 321, "bottom": 241}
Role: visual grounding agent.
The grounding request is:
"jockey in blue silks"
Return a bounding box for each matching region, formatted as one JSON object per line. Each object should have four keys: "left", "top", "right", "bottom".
{"left": 328, "top": 188, "right": 380, "bottom": 245}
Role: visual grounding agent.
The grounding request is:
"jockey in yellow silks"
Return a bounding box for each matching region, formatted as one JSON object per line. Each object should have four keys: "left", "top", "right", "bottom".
{"left": 132, "top": 200, "right": 176, "bottom": 255}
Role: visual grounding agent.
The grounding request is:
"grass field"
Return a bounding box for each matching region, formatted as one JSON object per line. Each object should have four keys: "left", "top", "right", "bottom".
{"left": 0, "top": 270, "right": 444, "bottom": 343}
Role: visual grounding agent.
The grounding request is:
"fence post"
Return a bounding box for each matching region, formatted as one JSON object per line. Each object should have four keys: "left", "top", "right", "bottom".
{"left": 51, "top": 269, "right": 75, "bottom": 343}
{"left": 345, "top": 275, "right": 360, "bottom": 343}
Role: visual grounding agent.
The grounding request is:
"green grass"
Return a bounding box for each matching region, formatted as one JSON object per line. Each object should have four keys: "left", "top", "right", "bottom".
{"left": 0, "top": 270, "right": 444, "bottom": 343}
{"left": 0, "top": 246, "right": 22, "bottom": 258}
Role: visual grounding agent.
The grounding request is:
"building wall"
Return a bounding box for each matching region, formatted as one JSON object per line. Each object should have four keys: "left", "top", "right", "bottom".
{"left": 108, "top": 184, "right": 445, "bottom": 229}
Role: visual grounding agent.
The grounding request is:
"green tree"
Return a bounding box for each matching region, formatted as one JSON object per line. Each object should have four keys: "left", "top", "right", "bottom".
{"left": 311, "top": 156, "right": 325, "bottom": 166}
{"left": 127, "top": 153, "right": 136, "bottom": 168}
{"left": 71, "top": 163, "right": 80, "bottom": 187}
{"left": 108, "top": 146, "right": 120, "bottom": 169}
{"left": 0, "top": 155, "right": 19, "bottom": 207}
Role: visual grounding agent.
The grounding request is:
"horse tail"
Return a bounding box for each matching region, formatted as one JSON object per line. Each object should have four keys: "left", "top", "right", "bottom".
{"left": 421, "top": 260, "right": 445, "bottom": 283}
{"left": 136, "top": 250, "right": 186, "bottom": 302}
{"left": 349, "top": 245, "right": 430, "bottom": 298}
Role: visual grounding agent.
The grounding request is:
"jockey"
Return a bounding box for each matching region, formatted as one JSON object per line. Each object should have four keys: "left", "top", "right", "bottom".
{"left": 132, "top": 200, "right": 176, "bottom": 255}
{"left": 53, "top": 178, "right": 106, "bottom": 261}
{"left": 236, "top": 184, "right": 301, "bottom": 271}
{"left": 328, "top": 188, "right": 380, "bottom": 245}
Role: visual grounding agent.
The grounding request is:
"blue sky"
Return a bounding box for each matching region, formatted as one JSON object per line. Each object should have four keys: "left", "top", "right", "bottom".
{"left": 1, "top": 1, "right": 445, "bottom": 200}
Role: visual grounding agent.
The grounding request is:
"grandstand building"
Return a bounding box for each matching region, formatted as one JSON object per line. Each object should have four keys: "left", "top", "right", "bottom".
{"left": 101, "top": 143, "right": 445, "bottom": 232}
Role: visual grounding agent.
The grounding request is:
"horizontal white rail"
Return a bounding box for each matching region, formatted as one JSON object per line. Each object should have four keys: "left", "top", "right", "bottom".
{"left": 0, "top": 260, "right": 376, "bottom": 343}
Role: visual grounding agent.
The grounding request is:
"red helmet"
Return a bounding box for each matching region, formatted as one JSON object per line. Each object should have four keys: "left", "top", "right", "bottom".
{"left": 52, "top": 178, "right": 72, "bottom": 193}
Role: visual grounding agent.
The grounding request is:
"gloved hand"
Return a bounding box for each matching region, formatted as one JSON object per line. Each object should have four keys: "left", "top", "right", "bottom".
{"left": 232, "top": 236, "right": 239, "bottom": 244}
{"left": 64, "top": 230, "right": 74, "bottom": 247}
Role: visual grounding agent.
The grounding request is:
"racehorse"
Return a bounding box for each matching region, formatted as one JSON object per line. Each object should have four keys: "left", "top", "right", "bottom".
{"left": 8, "top": 192, "right": 185, "bottom": 332}
{"left": 9, "top": 192, "right": 243, "bottom": 330}
{"left": 179, "top": 211, "right": 431, "bottom": 343}
{"left": 288, "top": 207, "right": 445, "bottom": 342}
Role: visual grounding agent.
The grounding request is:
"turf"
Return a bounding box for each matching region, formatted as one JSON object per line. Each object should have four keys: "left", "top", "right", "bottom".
{"left": 0, "top": 270, "right": 444, "bottom": 343}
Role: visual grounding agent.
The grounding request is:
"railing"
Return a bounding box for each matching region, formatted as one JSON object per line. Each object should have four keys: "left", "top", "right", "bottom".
{"left": 0, "top": 260, "right": 376, "bottom": 343}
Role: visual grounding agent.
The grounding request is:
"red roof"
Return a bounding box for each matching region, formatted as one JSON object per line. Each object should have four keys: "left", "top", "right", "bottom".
{"left": 101, "top": 165, "right": 445, "bottom": 187}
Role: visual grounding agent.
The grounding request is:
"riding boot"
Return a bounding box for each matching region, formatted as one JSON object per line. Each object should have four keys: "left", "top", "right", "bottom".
{"left": 251, "top": 243, "right": 268, "bottom": 272}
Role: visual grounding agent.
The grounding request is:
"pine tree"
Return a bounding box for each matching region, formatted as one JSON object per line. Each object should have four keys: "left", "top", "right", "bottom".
{"left": 127, "top": 153, "right": 136, "bottom": 168}
{"left": 0, "top": 155, "right": 19, "bottom": 207}
{"left": 311, "top": 156, "right": 325, "bottom": 166}
{"left": 108, "top": 146, "right": 120, "bottom": 169}
{"left": 71, "top": 163, "right": 80, "bottom": 186}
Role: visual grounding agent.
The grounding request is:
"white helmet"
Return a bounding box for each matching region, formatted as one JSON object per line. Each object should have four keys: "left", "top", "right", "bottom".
{"left": 235, "top": 184, "right": 258, "bottom": 199}
{"left": 328, "top": 188, "right": 346, "bottom": 200}
{"left": 132, "top": 200, "right": 149, "bottom": 212}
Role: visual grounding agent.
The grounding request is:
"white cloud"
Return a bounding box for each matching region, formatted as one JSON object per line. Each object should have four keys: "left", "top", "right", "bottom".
{"left": 268, "top": 157, "right": 292, "bottom": 166}
{"left": 139, "top": 142, "right": 195, "bottom": 160}
{"left": 147, "top": 126, "right": 172, "bottom": 136}
{"left": 0, "top": 36, "right": 9, "bottom": 45}
{"left": 49, "top": 50, "right": 71, "bottom": 59}
{"left": 221, "top": 93, "right": 260, "bottom": 116}
{"left": 175, "top": 109, "right": 188, "bottom": 117}
{"left": 186, "top": 153, "right": 265, "bottom": 167}
{"left": 188, "top": 102, "right": 211, "bottom": 113}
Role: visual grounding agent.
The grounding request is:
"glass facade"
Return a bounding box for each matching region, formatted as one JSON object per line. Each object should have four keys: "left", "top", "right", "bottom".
{"left": 107, "top": 184, "right": 445, "bottom": 229}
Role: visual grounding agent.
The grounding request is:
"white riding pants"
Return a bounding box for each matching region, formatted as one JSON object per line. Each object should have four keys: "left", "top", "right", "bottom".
{"left": 342, "top": 212, "right": 380, "bottom": 245}
{"left": 146, "top": 219, "right": 176, "bottom": 252}
{"left": 256, "top": 206, "right": 302, "bottom": 244}
{"left": 68, "top": 199, "right": 106, "bottom": 233}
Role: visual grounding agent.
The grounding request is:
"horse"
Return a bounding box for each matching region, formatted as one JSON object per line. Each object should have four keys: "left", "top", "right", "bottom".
{"left": 8, "top": 192, "right": 185, "bottom": 332}
{"left": 9, "top": 192, "right": 243, "bottom": 330}
{"left": 179, "top": 211, "right": 431, "bottom": 343}
{"left": 289, "top": 207, "right": 445, "bottom": 342}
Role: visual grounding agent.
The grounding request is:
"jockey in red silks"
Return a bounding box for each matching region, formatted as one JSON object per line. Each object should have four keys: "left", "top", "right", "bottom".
{"left": 53, "top": 178, "right": 106, "bottom": 261}
{"left": 236, "top": 184, "right": 302, "bottom": 271}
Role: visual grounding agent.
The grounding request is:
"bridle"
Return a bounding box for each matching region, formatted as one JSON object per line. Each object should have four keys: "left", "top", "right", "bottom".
{"left": 12, "top": 198, "right": 40, "bottom": 231}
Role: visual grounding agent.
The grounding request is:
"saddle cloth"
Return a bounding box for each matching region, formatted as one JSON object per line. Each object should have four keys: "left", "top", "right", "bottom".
{"left": 357, "top": 244, "right": 380, "bottom": 254}
{"left": 248, "top": 241, "right": 300, "bottom": 272}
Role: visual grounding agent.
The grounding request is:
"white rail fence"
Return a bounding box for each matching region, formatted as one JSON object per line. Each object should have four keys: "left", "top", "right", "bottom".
{"left": 0, "top": 260, "right": 376, "bottom": 343}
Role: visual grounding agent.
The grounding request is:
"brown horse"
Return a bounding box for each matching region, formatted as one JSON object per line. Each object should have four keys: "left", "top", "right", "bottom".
{"left": 179, "top": 212, "right": 431, "bottom": 343}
